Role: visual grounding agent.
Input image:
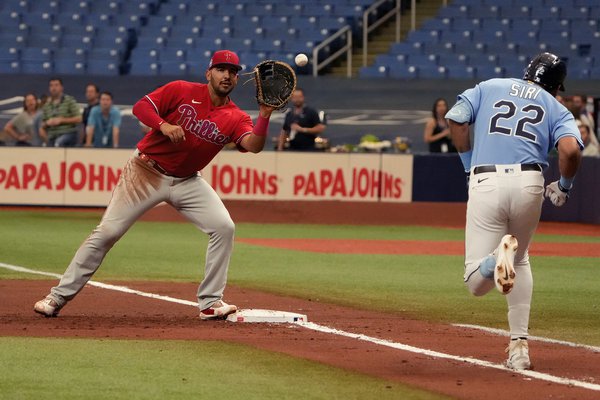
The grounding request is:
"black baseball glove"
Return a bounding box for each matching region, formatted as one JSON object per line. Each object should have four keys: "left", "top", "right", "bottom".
{"left": 253, "top": 60, "right": 297, "bottom": 110}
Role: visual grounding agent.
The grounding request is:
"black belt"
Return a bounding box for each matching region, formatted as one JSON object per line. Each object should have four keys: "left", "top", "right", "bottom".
{"left": 137, "top": 151, "right": 195, "bottom": 179}
{"left": 138, "top": 151, "right": 170, "bottom": 175}
{"left": 473, "top": 164, "right": 541, "bottom": 175}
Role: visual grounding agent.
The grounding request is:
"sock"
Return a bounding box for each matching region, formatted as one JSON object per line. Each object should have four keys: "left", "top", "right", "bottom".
{"left": 479, "top": 254, "right": 496, "bottom": 279}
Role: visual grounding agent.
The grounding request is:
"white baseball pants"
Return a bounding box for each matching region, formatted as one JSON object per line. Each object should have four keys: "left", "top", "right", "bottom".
{"left": 463, "top": 164, "right": 545, "bottom": 338}
{"left": 50, "top": 150, "right": 235, "bottom": 310}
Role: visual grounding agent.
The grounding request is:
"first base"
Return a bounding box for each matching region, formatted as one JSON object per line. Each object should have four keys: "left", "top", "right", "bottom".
{"left": 226, "top": 309, "right": 308, "bottom": 323}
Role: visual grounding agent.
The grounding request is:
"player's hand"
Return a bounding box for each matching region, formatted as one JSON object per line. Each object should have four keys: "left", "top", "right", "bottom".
{"left": 160, "top": 123, "right": 186, "bottom": 144}
{"left": 545, "top": 180, "right": 569, "bottom": 207}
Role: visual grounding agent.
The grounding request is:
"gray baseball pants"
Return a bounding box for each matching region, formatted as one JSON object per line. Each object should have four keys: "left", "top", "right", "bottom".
{"left": 49, "top": 150, "right": 235, "bottom": 311}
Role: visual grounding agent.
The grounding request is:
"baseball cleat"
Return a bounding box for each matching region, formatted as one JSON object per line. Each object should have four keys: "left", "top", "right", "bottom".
{"left": 33, "top": 296, "right": 61, "bottom": 317}
{"left": 199, "top": 300, "right": 237, "bottom": 320}
{"left": 494, "top": 234, "right": 518, "bottom": 294}
{"left": 505, "top": 339, "right": 532, "bottom": 370}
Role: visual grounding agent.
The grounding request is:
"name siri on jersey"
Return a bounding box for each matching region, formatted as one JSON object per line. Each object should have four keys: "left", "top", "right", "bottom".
{"left": 509, "top": 83, "right": 542, "bottom": 100}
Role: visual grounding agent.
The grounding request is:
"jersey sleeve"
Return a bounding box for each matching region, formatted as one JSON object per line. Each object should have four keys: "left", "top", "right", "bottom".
{"left": 232, "top": 112, "right": 254, "bottom": 145}
{"left": 551, "top": 107, "right": 584, "bottom": 150}
{"left": 457, "top": 83, "right": 482, "bottom": 124}
{"left": 144, "top": 80, "right": 184, "bottom": 117}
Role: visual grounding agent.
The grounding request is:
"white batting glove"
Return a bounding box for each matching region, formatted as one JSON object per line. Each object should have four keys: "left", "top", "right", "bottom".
{"left": 545, "top": 180, "right": 569, "bottom": 207}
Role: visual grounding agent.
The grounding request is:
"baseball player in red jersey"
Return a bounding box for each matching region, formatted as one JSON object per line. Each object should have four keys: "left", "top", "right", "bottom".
{"left": 34, "top": 50, "right": 274, "bottom": 320}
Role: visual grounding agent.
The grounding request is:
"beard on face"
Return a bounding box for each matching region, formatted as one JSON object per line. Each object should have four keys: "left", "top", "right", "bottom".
{"left": 209, "top": 75, "right": 235, "bottom": 98}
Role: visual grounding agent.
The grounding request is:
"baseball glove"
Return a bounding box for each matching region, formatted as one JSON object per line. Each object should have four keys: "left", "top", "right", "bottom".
{"left": 253, "top": 60, "right": 297, "bottom": 110}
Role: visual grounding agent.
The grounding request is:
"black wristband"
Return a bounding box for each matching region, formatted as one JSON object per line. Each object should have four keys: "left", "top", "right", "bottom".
{"left": 557, "top": 181, "right": 570, "bottom": 193}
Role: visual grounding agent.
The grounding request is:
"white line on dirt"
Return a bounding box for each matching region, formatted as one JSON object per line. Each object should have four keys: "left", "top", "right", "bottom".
{"left": 453, "top": 324, "right": 600, "bottom": 353}
{"left": 2, "top": 262, "right": 600, "bottom": 392}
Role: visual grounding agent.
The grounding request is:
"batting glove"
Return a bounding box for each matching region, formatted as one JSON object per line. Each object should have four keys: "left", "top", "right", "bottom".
{"left": 545, "top": 180, "right": 569, "bottom": 207}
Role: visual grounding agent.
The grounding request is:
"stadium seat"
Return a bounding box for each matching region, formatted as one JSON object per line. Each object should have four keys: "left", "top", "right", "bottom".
{"left": 86, "top": 60, "right": 120, "bottom": 76}
{"left": 53, "top": 59, "right": 86, "bottom": 75}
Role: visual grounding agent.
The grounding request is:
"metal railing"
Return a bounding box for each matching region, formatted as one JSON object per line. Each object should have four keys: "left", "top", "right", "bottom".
{"left": 312, "top": 25, "right": 353, "bottom": 77}
{"left": 362, "top": 0, "right": 401, "bottom": 68}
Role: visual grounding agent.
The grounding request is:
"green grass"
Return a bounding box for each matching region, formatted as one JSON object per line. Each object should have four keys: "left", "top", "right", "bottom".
{"left": 0, "top": 337, "right": 450, "bottom": 400}
{"left": 1, "top": 209, "right": 599, "bottom": 345}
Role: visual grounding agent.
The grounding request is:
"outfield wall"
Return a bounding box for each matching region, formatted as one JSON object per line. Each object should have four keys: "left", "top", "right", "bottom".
{"left": 0, "top": 148, "right": 597, "bottom": 223}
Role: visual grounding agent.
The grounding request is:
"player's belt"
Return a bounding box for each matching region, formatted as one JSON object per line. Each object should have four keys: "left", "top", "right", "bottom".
{"left": 473, "top": 164, "right": 542, "bottom": 175}
{"left": 137, "top": 151, "right": 170, "bottom": 175}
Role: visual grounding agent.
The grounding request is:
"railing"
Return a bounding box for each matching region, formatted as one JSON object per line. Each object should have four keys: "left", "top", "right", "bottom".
{"left": 362, "top": 0, "right": 401, "bottom": 68}
{"left": 312, "top": 25, "right": 353, "bottom": 77}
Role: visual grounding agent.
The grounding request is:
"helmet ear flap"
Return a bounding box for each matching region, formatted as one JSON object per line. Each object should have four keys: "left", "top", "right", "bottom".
{"left": 523, "top": 52, "right": 567, "bottom": 93}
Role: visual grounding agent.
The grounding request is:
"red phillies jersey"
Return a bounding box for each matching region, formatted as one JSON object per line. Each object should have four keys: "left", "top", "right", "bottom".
{"left": 136, "top": 80, "right": 253, "bottom": 176}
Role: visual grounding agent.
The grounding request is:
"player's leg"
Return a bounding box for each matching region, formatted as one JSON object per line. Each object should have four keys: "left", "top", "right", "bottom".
{"left": 505, "top": 172, "right": 544, "bottom": 338}
{"left": 463, "top": 174, "right": 507, "bottom": 296}
{"left": 170, "top": 175, "right": 235, "bottom": 311}
{"left": 44, "top": 156, "right": 170, "bottom": 309}
{"left": 500, "top": 171, "right": 543, "bottom": 369}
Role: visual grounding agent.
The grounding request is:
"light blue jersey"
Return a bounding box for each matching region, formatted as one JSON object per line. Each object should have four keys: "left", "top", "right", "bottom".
{"left": 457, "top": 78, "right": 582, "bottom": 167}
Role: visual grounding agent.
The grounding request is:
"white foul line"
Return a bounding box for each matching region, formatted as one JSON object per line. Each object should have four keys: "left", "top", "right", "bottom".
{"left": 2, "top": 262, "right": 600, "bottom": 392}
{"left": 453, "top": 324, "right": 600, "bottom": 353}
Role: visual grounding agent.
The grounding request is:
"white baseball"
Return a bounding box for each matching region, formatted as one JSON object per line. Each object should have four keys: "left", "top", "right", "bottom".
{"left": 295, "top": 53, "right": 308, "bottom": 67}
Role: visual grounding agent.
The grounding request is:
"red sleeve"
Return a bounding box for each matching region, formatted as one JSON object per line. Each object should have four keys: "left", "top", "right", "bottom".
{"left": 132, "top": 81, "right": 183, "bottom": 130}
{"left": 233, "top": 112, "right": 254, "bottom": 145}
{"left": 132, "top": 97, "right": 165, "bottom": 131}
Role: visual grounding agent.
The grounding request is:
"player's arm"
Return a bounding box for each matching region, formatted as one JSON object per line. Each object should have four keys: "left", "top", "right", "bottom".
{"left": 446, "top": 98, "right": 473, "bottom": 173}
{"left": 132, "top": 97, "right": 185, "bottom": 144}
{"left": 557, "top": 136, "right": 581, "bottom": 179}
{"left": 240, "top": 104, "right": 274, "bottom": 153}
{"left": 545, "top": 136, "right": 582, "bottom": 207}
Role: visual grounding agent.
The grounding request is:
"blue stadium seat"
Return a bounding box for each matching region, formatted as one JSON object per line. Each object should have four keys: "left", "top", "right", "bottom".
{"left": 53, "top": 59, "right": 86, "bottom": 75}
{"left": 474, "top": 65, "right": 505, "bottom": 80}
{"left": 446, "top": 65, "right": 476, "bottom": 79}
{"left": 0, "top": 60, "right": 21, "bottom": 73}
{"left": 160, "top": 61, "right": 188, "bottom": 76}
{"left": 86, "top": 60, "right": 120, "bottom": 76}
{"left": 53, "top": 48, "right": 88, "bottom": 62}
{"left": 359, "top": 65, "right": 388, "bottom": 78}
{"left": 388, "top": 64, "right": 418, "bottom": 79}
{"left": 21, "top": 60, "right": 53, "bottom": 74}
{"left": 20, "top": 47, "right": 53, "bottom": 62}
{"left": 0, "top": 47, "right": 20, "bottom": 62}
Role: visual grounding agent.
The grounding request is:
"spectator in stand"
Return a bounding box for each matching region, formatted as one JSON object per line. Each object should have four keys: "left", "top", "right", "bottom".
{"left": 39, "top": 78, "right": 82, "bottom": 147}
{"left": 571, "top": 94, "right": 595, "bottom": 133}
{"left": 31, "top": 94, "right": 48, "bottom": 146}
{"left": 2, "top": 93, "right": 38, "bottom": 146}
{"left": 578, "top": 119, "right": 600, "bottom": 157}
{"left": 424, "top": 98, "right": 456, "bottom": 153}
{"left": 81, "top": 83, "right": 100, "bottom": 144}
{"left": 277, "top": 88, "right": 326, "bottom": 151}
{"left": 85, "top": 91, "right": 121, "bottom": 148}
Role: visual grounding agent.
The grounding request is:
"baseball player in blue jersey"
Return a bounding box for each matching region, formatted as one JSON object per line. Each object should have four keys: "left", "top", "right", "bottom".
{"left": 446, "top": 52, "right": 583, "bottom": 370}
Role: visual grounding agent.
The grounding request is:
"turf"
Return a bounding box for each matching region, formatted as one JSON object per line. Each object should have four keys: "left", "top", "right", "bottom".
{"left": 0, "top": 337, "right": 450, "bottom": 400}
{"left": 1, "top": 209, "right": 599, "bottom": 345}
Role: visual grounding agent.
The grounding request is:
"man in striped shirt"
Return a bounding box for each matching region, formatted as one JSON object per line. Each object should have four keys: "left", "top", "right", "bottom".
{"left": 39, "top": 78, "right": 82, "bottom": 147}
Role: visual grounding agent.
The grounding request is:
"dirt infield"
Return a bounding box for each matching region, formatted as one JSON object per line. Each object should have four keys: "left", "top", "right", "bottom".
{"left": 2, "top": 280, "right": 599, "bottom": 400}
{"left": 3, "top": 201, "right": 600, "bottom": 399}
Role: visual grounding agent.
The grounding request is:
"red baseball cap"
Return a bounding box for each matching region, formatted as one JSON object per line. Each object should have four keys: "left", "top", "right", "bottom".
{"left": 208, "top": 50, "right": 242, "bottom": 72}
